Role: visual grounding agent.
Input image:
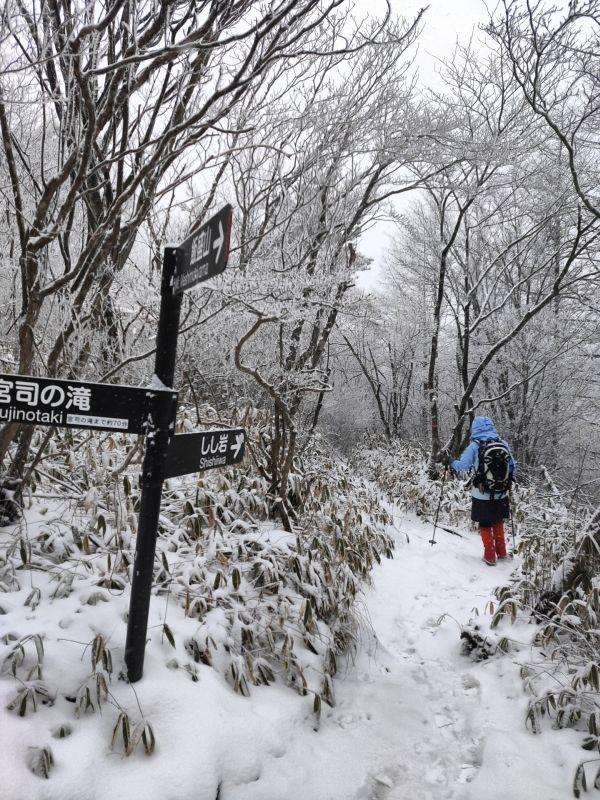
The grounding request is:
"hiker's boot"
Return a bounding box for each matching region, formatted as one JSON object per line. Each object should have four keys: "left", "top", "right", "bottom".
{"left": 480, "top": 526, "right": 496, "bottom": 565}
{"left": 493, "top": 520, "right": 508, "bottom": 559}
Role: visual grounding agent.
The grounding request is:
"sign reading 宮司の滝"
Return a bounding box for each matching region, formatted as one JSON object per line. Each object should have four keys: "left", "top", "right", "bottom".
{"left": 0, "top": 373, "right": 176, "bottom": 434}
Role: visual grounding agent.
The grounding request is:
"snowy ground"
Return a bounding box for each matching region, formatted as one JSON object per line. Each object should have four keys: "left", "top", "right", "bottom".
{"left": 1, "top": 503, "right": 585, "bottom": 799}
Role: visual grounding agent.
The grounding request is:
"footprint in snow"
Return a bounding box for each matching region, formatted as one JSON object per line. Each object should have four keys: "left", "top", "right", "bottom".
{"left": 461, "top": 673, "right": 481, "bottom": 694}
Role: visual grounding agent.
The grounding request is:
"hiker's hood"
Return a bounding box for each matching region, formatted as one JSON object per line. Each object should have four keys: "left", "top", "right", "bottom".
{"left": 470, "top": 415, "right": 498, "bottom": 441}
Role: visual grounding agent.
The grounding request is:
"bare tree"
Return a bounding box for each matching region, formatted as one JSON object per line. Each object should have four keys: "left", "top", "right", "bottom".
{"left": 215, "top": 11, "right": 432, "bottom": 527}
{"left": 0, "top": 0, "right": 384, "bottom": 474}
{"left": 339, "top": 297, "right": 417, "bottom": 441}
{"left": 384, "top": 40, "right": 600, "bottom": 470}
{"left": 489, "top": 0, "right": 600, "bottom": 220}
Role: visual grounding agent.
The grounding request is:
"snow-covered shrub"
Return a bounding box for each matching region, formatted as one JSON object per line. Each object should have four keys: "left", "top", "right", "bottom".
{"left": 1, "top": 632, "right": 44, "bottom": 680}
{"left": 354, "top": 439, "right": 473, "bottom": 527}
{"left": 27, "top": 746, "right": 54, "bottom": 779}
{"left": 159, "top": 442, "right": 394, "bottom": 708}
{"left": 111, "top": 712, "right": 156, "bottom": 756}
{"left": 459, "top": 622, "right": 512, "bottom": 662}
{"left": 468, "top": 468, "right": 600, "bottom": 793}
{"left": 518, "top": 515, "right": 600, "bottom": 740}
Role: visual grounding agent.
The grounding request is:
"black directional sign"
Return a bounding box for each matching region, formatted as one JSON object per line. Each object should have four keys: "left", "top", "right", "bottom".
{"left": 0, "top": 373, "right": 177, "bottom": 434}
{"left": 172, "top": 204, "right": 233, "bottom": 294}
{"left": 164, "top": 428, "right": 245, "bottom": 479}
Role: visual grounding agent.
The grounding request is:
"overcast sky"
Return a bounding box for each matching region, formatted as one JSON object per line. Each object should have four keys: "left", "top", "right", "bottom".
{"left": 355, "top": 0, "right": 492, "bottom": 290}
{"left": 399, "top": 0, "right": 492, "bottom": 78}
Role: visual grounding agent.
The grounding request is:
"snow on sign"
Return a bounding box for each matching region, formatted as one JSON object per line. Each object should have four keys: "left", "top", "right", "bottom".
{"left": 164, "top": 428, "right": 245, "bottom": 478}
{"left": 0, "top": 373, "right": 177, "bottom": 434}
{"left": 172, "top": 204, "right": 233, "bottom": 294}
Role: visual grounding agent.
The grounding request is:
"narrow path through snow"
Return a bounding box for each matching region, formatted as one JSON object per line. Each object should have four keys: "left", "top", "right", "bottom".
{"left": 224, "top": 506, "right": 576, "bottom": 800}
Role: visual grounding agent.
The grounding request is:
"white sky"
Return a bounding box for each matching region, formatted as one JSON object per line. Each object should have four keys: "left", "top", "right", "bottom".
{"left": 395, "top": 0, "right": 492, "bottom": 84}
{"left": 355, "top": 0, "right": 492, "bottom": 290}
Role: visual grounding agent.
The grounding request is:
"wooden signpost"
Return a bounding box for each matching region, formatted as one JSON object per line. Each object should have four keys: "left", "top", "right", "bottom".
{"left": 0, "top": 204, "right": 242, "bottom": 683}
{"left": 124, "top": 204, "right": 239, "bottom": 682}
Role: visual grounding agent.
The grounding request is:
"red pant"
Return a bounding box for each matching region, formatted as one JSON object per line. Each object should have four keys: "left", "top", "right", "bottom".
{"left": 480, "top": 521, "right": 507, "bottom": 562}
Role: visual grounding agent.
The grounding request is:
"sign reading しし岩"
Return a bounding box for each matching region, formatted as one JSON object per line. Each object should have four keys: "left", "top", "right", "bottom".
{"left": 164, "top": 428, "right": 245, "bottom": 479}
{"left": 0, "top": 373, "right": 176, "bottom": 434}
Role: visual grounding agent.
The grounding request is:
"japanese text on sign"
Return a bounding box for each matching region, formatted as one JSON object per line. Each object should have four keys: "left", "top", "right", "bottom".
{"left": 66, "top": 414, "right": 128, "bottom": 430}
{"left": 0, "top": 379, "right": 91, "bottom": 410}
{"left": 0, "top": 373, "right": 178, "bottom": 434}
{"left": 164, "top": 428, "right": 245, "bottom": 478}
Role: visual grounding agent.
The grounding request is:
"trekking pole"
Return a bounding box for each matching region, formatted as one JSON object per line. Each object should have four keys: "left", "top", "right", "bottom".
{"left": 429, "top": 467, "right": 448, "bottom": 546}
{"left": 509, "top": 491, "right": 517, "bottom": 556}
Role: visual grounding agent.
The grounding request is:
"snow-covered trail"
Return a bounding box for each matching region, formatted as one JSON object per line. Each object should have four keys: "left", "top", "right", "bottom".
{"left": 224, "top": 508, "right": 576, "bottom": 800}
{"left": 2, "top": 503, "right": 580, "bottom": 800}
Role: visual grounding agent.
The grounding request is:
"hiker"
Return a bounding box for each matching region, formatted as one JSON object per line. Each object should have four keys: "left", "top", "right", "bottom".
{"left": 446, "top": 416, "right": 516, "bottom": 566}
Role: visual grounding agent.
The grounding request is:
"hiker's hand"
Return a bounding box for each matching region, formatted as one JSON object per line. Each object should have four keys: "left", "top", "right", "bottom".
{"left": 438, "top": 450, "right": 452, "bottom": 469}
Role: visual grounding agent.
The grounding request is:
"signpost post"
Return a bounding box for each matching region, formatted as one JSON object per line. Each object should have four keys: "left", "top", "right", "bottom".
{"left": 123, "top": 243, "right": 184, "bottom": 682}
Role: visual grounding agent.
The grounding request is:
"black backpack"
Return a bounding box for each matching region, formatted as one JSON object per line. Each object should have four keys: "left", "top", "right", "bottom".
{"left": 474, "top": 439, "right": 512, "bottom": 497}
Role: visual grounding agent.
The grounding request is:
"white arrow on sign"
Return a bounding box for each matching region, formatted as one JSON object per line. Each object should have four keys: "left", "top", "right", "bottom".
{"left": 231, "top": 432, "right": 244, "bottom": 459}
{"left": 213, "top": 221, "right": 224, "bottom": 263}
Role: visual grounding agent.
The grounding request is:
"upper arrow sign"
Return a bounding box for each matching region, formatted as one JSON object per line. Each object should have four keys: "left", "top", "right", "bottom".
{"left": 172, "top": 204, "right": 233, "bottom": 294}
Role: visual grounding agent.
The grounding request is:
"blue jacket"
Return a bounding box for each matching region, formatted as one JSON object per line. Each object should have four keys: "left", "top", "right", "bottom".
{"left": 450, "top": 416, "right": 516, "bottom": 500}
